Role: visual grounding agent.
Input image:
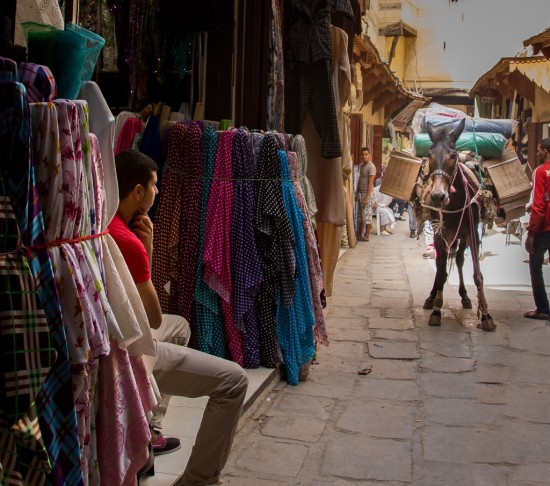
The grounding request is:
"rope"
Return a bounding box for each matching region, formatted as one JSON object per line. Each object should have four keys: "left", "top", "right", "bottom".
{"left": 471, "top": 117, "right": 485, "bottom": 190}
{"left": 20, "top": 229, "right": 110, "bottom": 257}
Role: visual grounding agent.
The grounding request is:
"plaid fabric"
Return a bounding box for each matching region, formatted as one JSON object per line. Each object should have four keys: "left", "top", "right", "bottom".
{"left": 0, "top": 173, "right": 54, "bottom": 484}
{"left": 0, "top": 81, "right": 83, "bottom": 485}
{"left": 0, "top": 57, "right": 17, "bottom": 82}
{"left": 285, "top": 59, "right": 342, "bottom": 159}
{"left": 17, "top": 63, "right": 57, "bottom": 104}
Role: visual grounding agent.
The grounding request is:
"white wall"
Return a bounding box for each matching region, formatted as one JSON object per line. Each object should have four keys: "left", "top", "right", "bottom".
{"left": 403, "top": 0, "right": 550, "bottom": 92}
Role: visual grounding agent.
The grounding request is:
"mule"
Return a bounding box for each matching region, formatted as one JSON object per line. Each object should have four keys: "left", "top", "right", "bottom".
{"left": 421, "top": 118, "right": 496, "bottom": 331}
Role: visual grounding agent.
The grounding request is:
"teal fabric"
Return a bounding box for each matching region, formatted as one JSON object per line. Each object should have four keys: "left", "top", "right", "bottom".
{"left": 414, "top": 132, "right": 508, "bottom": 159}
{"left": 276, "top": 150, "right": 315, "bottom": 385}
{"left": 194, "top": 126, "right": 226, "bottom": 358}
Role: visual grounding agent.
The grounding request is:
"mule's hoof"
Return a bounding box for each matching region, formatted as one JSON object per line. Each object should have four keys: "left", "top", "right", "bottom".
{"left": 461, "top": 298, "right": 472, "bottom": 309}
{"left": 428, "top": 310, "right": 441, "bottom": 326}
{"left": 477, "top": 314, "right": 496, "bottom": 332}
{"left": 423, "top": 298, "right": 434, "bottom": 310}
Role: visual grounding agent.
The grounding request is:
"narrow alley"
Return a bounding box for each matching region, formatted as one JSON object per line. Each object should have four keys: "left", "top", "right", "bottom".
{"left": 218, "top": 219, "right": 550, "bottom": 485}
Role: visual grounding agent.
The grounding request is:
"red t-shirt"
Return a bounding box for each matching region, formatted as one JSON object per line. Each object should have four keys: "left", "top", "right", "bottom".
{"left": 108, "top": 212, "right": 150, "bottom": 284}
{"left": 528, "top": 160, "right": 550, "bottom": 237}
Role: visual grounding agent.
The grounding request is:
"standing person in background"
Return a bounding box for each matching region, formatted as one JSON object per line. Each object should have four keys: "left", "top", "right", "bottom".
{"left": 407, "top": 202, "right": 418, "bottom": 238}
{"left": 524, "top": 138, "right": 550, "bottom": 320}
{"left": 355, "top": 146, "right": 376, "bottom": 241}
{"left": 109, "top": 149, "right": 248, "bottom": 485}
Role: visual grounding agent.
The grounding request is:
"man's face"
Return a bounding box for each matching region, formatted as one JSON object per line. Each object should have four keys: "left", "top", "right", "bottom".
{"left": 139, "top": 171, "right": 159, "bottom": 212}
{"left": 361, "top": 150, "right": 370, "bottom": 163}
{"left": 537, "top": 145, "right": 549, "bottom": 165}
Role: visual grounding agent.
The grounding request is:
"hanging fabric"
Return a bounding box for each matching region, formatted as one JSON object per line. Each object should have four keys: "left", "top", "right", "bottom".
{"left": 231, "top": 129, "right": 264, "bottom": 369}
{"left": 203, "top": 130, "right": 244, "bottom": 366}
{"left": 194, "top": 126, "right": 226, "bottom": 357}
{"left": 0, "top": 80, "right": 83, "bottom": 485}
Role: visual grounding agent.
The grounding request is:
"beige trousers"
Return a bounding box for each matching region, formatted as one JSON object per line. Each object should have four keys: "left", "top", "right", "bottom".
{"left": 150, "top": 314, "right": 192, "bottom": 428}
{"left": 152, "top": 316, "right": 248, "bottom": 486}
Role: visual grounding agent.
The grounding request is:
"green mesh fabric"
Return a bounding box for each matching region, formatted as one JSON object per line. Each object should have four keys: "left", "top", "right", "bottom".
{"left": 21, "top": 22, "right": 57, "bottom": 68}
{"left": 66, "top": 22, "right": 105, "bottom": 82}
{"left": 52, "top": 29, "right": 87, "bottom": 99}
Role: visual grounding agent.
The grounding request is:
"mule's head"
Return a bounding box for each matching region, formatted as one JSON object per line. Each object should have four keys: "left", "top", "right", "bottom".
{"left": 425, "top": 118, "right": 465, "bottom": 207}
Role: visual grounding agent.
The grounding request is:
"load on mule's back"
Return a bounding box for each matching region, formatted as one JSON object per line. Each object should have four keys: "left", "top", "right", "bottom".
{"left": 419, "top": 117, "right": 496, "bottom": 331}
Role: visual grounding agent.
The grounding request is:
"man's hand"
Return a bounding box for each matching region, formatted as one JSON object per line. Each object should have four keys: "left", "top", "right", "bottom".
{"left": 132, "top": 209, "right": 154, "bottom": 258}
{"left": 525, "top": 235, "right": 535, "bottom": 255}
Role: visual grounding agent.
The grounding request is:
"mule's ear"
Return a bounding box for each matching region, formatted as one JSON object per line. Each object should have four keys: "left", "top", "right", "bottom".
{"left": 448, "top": 118, "right": 466, "bottom": 144}
{"left": 427, "top": 122, "right": 436, "bottom": 142}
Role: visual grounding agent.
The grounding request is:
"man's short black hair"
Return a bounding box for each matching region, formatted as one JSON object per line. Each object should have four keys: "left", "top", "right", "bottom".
{"left": 361, "top": 146, "right": 370, "bottom": 153}
{"left": 541, "top": 138, "right": 550, "bottom": 153}
{"left": 115, "top": 149, "right": 158, "bottom": 199}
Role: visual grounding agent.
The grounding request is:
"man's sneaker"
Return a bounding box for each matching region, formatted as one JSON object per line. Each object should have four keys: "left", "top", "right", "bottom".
{"left": 409, "top": 230, "right": 417, "bottom": 239}
{"left": 152, "top": 431, "right": 181, "bottom": 456}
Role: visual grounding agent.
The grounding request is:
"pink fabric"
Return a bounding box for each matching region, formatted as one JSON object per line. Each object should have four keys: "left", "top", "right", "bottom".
{"left": 114, "top": 117, "right": 142, "bottom": 155}
{"left": 203, "top": 130, "right": 244, "bottom": 365}
{"left": 97, "top": 340, "right": 155, "bottom": 485}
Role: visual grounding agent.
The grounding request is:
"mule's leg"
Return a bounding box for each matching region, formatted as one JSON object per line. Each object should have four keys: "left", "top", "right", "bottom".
{"left": 429, "top": 238, "right": 448, "bottom": 326}
{"left": 455, "top": 240, "right": 472, "bottom": 309}
{"left": 470, "top": 235, "right": 496, "bottom": 331}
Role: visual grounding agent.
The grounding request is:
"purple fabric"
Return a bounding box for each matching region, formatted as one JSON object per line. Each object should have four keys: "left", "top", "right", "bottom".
{"left": 231, "top": 129, "right": 263, "bottom": 368}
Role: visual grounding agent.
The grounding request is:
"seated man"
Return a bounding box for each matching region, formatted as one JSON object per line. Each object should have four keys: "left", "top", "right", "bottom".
{"left": 108, "top": 150, "right": 248, "bottom": 485}
{"left": 373, "top": 186, "right": 396, "bottom": 236}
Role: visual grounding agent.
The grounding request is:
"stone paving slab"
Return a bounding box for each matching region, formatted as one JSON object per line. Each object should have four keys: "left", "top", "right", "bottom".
{"left": 284, "top": 372, "right": 357, "bottom": 400}
{"left": 368, "top": 341, "right": 420, "bottom": 359}
{"left": 383, "top": 308, "right": 413, "bottom": 319}
{"left": 261, "top": 415, "right": 325, "bottom": 443}
{"left": 235, "top": 440, "right": 309, "bottom": 477}
{"left": 419, "top": 341, "right": 472, "bottom": 358}
{"left": 337, "top": 399, "right": 417, "bottom": 439}
{"left": 275, "top": 395, "right": 335, "bottom": 421}
{"left": 368, "top": 317, "right": 414, "bottom": 329}
{"left": 365, "top": 359, "right": 418, "bottom": 380}
{"left": 413, "top": 460, "right": 510, "bottom": 486}
{"left": 372, "top": 329, "right": 417, "bottom": 342}
{"left": 322, "top": 435, "right": 411, "bottom": 482}
{"left": 422, "top": 397, "right": 503, "bottom": 427}
{"left": 420, "top": 356, "right": 476, "bottom": 373}
{"left": 355, "top": 378, "right": 420, "bottom": 401}
{"left": 422, "top": 423, "right": 550, "bottom": 463}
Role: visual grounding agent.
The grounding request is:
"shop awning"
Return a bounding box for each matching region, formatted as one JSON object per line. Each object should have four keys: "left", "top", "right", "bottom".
{"left": 523, "top": 28, "right": 550, "bottom": 58}
{"left": 469, "top": 56, "right": 549, "bottom": 104}
{"left": 353, "top": 34, "right": 428, "bottom": 119}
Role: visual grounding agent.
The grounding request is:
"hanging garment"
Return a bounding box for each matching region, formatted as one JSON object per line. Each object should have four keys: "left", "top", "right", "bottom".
{"left": 291, "top": 134, "right": 318, "bottom": 228}
{"left": 174, "top": 122, "right": 204, "bottom": 326}
{"left": 114, "top": 117, "right": 142, "bottom": 155}
{"left": 203, "top": 130, "right": 244, "bottom": 366}
{"left": 287, "top": 151, "right": 328, "bottom": 346}
{"left": 194, "top": 126, "right": 226, "bottom": 358}
{"left": 254, "top": 133, "right": 296, "bottom": 368}
{"left": 267, "top": 0, "right": 285, "bottom": 132}
{"left": 152, "top": 123, "right": 188, "bottom": 313}
{"left": 79, "top": 81, "right": 118, "bottom": 226}
{"left": 14, "top": 0, "right": 64, "bottom": 47}
{"left": 277, "top": 150, "right": 315, "bottom": 385}
{"left": 0, "top": 81, "right": 82, "bottom": 485}
{"left": 0, "top": 173, "right": 54, "bottom": 486}
{"left": 231, "top": 129, "right": 263, "bottom": 368}
{"left": 284, "top": 0, "right": 352, "bottom": 159}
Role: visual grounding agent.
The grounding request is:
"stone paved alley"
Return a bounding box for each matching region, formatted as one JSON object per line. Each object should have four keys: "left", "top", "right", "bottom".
{"left": 221, "top": 220, "right": 550, "bottom": 485}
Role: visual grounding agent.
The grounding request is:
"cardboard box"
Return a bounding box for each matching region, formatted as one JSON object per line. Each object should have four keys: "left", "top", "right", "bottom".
{"left": 380, "top": 151, "right": 423, "bottom": 201}
{"left": 483, "top": 149, "right": 532, "bottom": 205}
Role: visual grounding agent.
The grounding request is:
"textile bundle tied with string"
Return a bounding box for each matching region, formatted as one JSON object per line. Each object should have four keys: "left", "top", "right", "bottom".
{"left": 409, "top": 103, "right": 530, "bottom": 228}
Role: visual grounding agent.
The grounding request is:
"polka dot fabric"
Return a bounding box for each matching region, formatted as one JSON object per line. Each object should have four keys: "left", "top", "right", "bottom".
{"left": 287, "top": 151, "right": 328, "bottom": 346}
{"left": 231, "top": 129, "right": 263, "bottom": 368}
{"left": 277, "top": 149, "right": 315, "bottom": 385}
{"left": 203, "top": 130, "right": 244, "bottom": 366}
{"left": 194, "top": 126, "right": 226, "bottom": 358}
{"left": 254, "top": 133, "right": 296, "bottom": 368}
{"left": 174, "top": 122, "right": 204, "bottom": 327}
{"left": 152, "top": 123, "right": 188, "bottom": 313}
